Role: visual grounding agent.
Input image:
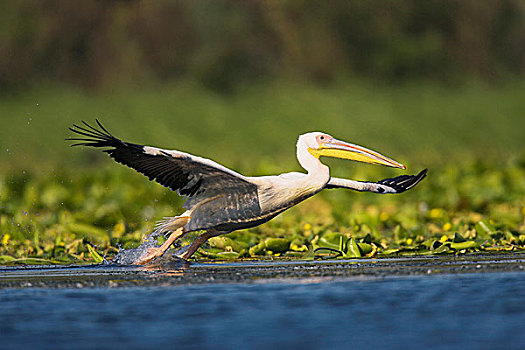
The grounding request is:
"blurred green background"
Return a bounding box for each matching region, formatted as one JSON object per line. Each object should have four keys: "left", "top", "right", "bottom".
{"left": 1, "top": 0, "right": 524, "bottom": 171}
{"left": 1, "top": 1, "right": 524, "bottom": 262}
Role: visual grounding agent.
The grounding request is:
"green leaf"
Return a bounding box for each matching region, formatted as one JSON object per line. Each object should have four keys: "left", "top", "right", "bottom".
{"left": 357, "top": 243, "right": 373, "bottom": 255}
{"left": 313, "top": 247, "right": 343, "bottom": 259}
{"left": 344, "top": 238, "right": 362, "bottom": 258}
{"left": 452, "top": 232, "right": 467, "bottom": 243}
{"left": 208, "top": 236, "right": 247, "bottom": 252}
{"left": 433, "top": 243, "right": 453, "bottom": 254}
{"left": 0, "top": 255, "right": 16, "bottom": 262}
{"left": 215, "top": 251, "right": 240, "bottom": 259}
{"left": 449, "top": 241, "right": 479, "bottom": 250}
{"left": 264, "top": 238, "right": 290, "bottom": 253}
{"left": 475, "top": 220, "right": 495, "bottom": 238}
{"left": 318, "top": 232, "right": 345, "bottom": 249}
{"left": 360, "top": 234, "right": 373, "bottom": 244}
{"left": 248, "top": 238, "right": 290, "bottom": 256}
{"left": 301, "top": 249, "right": 316, "bottom": 260}
{"left": 86, "top": 244, "right": 104, "bottom": 263}
{"left": 381, "top": 248, "right": 401, "bottom": 255}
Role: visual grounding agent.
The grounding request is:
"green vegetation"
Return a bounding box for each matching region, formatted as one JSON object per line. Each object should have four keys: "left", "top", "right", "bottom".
{"left": 1, "top": 157, "right": 524, "bottom": 264}
{"left": 2, "top": 80, "right": 525, "bottom": 169}
{"left": 1, "top": 82, "right": 524, "bottom": 264}
{"left": 3, "top": 1, "right": 523, "bottom": 90}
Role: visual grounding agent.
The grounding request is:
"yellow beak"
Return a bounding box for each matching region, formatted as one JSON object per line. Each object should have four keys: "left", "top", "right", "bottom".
{"left": 309, "top": 139, "right": 406, "bottom": 169}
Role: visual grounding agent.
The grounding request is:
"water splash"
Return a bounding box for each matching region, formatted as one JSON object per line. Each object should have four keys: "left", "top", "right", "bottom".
{"left": 114, "top": 229, "right": 183, "bottom": 265}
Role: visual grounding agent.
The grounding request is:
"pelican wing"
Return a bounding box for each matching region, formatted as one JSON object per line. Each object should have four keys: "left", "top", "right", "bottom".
{"left": 68, "top": 121, "right": 259, "bottom": 212}
{"left": 375, "top": 169, "right": 428, "bottom": 192}
{"left": 326, "top": 169, "right": 427, "bottom": 193}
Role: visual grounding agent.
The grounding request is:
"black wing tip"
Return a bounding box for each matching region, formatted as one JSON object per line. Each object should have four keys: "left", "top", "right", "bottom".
{"left": 67, "top": 119, "right": 120, "bottom": 148}
{"left": 406, "top": 168, "right": 428, "bottom": 190}
{"left": 408, "top": 168, "right": 428, "bottom": 186}
{"left": 404, "top": 168, "right": 428, "bottom": 191}
{"left": 378, "top": 168, "right": 428, "bottom": 193}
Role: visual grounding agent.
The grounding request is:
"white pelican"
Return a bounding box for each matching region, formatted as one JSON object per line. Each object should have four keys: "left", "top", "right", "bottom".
{"left": 69, "top": 120, "right": 426, "bottom": 264}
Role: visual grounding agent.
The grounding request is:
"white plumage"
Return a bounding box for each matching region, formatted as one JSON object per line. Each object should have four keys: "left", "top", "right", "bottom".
{"left": 69, "top": 121, "right": 427, "bottom": 263}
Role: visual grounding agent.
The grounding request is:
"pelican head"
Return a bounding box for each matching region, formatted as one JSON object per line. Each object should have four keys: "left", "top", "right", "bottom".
{"left": 298, "top": 132, "right": 405, "bottom": 169}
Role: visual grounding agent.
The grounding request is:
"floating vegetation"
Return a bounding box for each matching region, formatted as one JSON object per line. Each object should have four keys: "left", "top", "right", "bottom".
{"left": 1, "top": 159, "right": 524, "bottom": 265}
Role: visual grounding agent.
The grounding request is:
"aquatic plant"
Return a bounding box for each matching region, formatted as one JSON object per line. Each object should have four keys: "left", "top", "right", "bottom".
{"left": 1, "top": 160, "right": 523, "bottom": 264}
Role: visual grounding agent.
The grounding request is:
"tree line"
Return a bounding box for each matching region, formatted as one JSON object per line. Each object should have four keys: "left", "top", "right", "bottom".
{"left": 2, "top": 0, "right": 523, "bottom": 91}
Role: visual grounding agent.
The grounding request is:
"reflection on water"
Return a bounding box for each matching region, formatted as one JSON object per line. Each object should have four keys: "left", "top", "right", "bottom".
{"left": 1, "top": 272, "right": 523, "bottom": 350}
{"left": 139, "top": 260, "right": 189, "bottom": 277}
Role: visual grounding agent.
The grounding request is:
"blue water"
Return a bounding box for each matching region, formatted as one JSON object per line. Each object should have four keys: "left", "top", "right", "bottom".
{"left": 1, "top": 272, "right": 523, "bottom": 350}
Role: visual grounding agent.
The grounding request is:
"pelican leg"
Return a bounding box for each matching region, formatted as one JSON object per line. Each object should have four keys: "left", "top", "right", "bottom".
{"left": 179, "top": 231, "right": 215, "bottom": 260}
{"left": 135, "top": 227, "right": 186, "bottom": 265}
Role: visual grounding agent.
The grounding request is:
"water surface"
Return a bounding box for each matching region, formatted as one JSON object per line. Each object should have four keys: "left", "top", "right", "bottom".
{"left": 1, "top": 271, "right": 523, "bottom": 350}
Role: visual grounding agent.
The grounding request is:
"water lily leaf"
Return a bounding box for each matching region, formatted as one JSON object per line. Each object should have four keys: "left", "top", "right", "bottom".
{"left": 475, "top": 220, "right": 495, "bottom": 238}
{"left": 431, "top": 240, "right": 443, "bottom": 250}
{"left": 208, "top": 236, "right": 247, "bottom": 252}
{"left": 449, "top": 241, "right": 479, "bottom": 250}
{"left": 195, "top": 249, "right": 220, "bottom": 258}
{"left": 248, "top": 242, "right": 266, "bottom": 256}
{"left": 215, "top": 251, "right": 240, "bottom": 259}
{"left": 357, "top": 242, "right": 373, "bottom": 255}
{"left": 313, "top": 247, "right": 343, "bottom": 259}
{"left": 0, "top": 255, "right": 16, "bottom": 262}
{"left": 264, "top": 238, "right": 291, "bottom": 253}
{"left": 318, "top": 232, "right": 345, "bottom": 249}
{"left": 248, "top": 238, "right": 290, "bottom": 256}
{"left": 433, "top": 243, "right": 453, "bottom": 254}
{"left": 421, "top": 239, "right": 435, "bottom": 249}
{"left": 381, "top": 248, "right": 401, "bottom": 255}
{"left": 363, "top": 243, "right": 378, "bottom": 257}
{"left": 360, "top": 233, "right": 373, "bottom": 244}
{"left": 290, "top": 242, "right": 309, "bottom": 252}
{"left": 490, "top": 232, "right": 504, "bottom": 241}
{"left": 453, "top": 232, "right": 467, "bottom": 243}
{"left": 344, "top": 238, "right": 362, "bottom": 258}
{"left": 302, "top": 249, "right": 316, "bottom": 260}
